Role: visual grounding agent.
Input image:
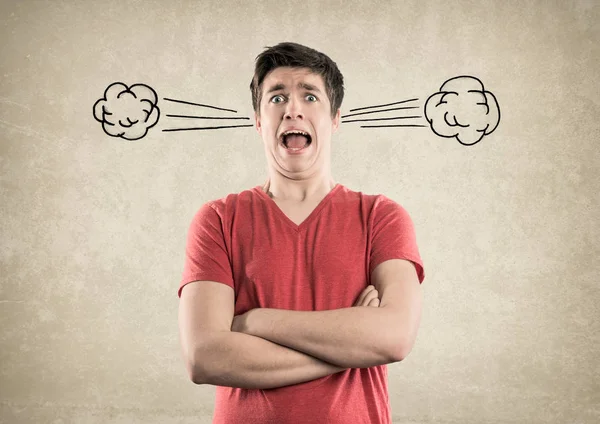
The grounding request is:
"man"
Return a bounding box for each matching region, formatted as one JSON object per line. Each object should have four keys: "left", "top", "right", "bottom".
{"left": 178, "top": 42, "right": 425, "bottom": 424}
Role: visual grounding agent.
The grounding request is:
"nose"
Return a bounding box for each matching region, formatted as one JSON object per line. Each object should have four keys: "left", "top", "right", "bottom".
{"left": 284, "top": 96, "right": 304, "bottom": 120}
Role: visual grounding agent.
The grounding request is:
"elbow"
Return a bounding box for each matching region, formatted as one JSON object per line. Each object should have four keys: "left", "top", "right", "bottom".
{"left": 386, "top": 320, "right": 420, "bottom": 363}
{"left": 183, "top": 331, "right": 232, "bottom": 385}
{"left": 388, "top": 336, "right": 416, "bottom": 363}
{"left": 184, "top": 345, "right": 211, "bottom": 385}
{"left": 191, "top": 373, "right": 207, "bottom": 385}
{"left": 188, "top": 364, "right": 206, "bottom": 385}
{"left": 186, "top": 357, "right": 205, "bottom": 385}
{"left": 189, "top": 361, "right": 214, "bottom": 386}
{"left": 390, "top": 345, "right": 411, "bottom": 363}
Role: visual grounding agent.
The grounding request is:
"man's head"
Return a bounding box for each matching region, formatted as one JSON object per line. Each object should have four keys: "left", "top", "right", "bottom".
{"left": 250, "top": 42, "right": 344, "bottom": 119}
{"left": 250, "top": 42, "right": 345, "bottom": 179}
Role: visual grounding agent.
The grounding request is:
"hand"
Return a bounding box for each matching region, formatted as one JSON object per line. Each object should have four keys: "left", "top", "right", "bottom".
{"left": 353, "top": 285, "right": 380, "bottom": 307}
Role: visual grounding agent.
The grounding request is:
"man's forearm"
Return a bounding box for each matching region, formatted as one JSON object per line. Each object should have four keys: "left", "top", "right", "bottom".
{"left": 238, "top": 307, "right": 403, "bottom": 369}
{"left": 192, "top": 330, "right": 346, "bottom": 390}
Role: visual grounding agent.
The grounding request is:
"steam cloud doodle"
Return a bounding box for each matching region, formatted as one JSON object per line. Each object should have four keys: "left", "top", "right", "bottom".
{"left": 93, "top": 75, "right": 500, "bottom": 146}
{"left": 93, "top": 83, "right": 160, "bottom": 141}
{"left": 424, "top": 76, "right": 500, "bottom": 146}
{"left": 93, "top": 82, "right": 252, "bottom": 141}
{"left": 341, "top": 75, "right": 500, "bottom": 146}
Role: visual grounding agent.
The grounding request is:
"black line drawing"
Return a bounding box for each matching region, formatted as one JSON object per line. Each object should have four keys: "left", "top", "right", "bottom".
{"left": 94, "top": 75, "right": 500, "bottom": 145}
{"left": 166, "top": 114, "right": 250, "bottom": 120}
{"left": 424, "top": 76, "right": 500, "bottom": 146}
{"left": 342, "top": 75, "right": 500, "bottom": 145}
{"left": 163, "top": 125, "right": 254, "bottom": 132}
{"left": 163, "top": 98, "right": 238, "bottom": 113}
{"left": 93, "top": 82, "right": 160, "bottom": 141}
{"left": 342, "top": 116, "right": 422, "bottom": 123}
{"left": 93, "top": 82, "right": 253, "bottom": 141}
{"left": 341, "top": 106, "right": 421, "bottom": 119}
{"left": 348, "top": 98, "right": 420, "bottom": 112}
{"left": 341, "top": 97, "right": 424, "bottom": 128}
{"left": 360, "top": 124, "right": 429, "bottom": 128}
{"left": 162, "top": 100, "right": 254, "bottom": 132}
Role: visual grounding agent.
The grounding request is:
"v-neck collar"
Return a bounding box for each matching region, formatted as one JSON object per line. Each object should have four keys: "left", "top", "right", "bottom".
{"left": 253, "top": 183, "right": 342, "bottom": 232}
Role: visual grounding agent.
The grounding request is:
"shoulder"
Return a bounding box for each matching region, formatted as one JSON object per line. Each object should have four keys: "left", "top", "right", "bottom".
{"left": 189, "top": 185, "right": 264, "bottom": 222}
{"left": 372, "top": 195, "right": 412, "bottom": 219}
{"left": 339, "top": 184, "right": 412, "bottom": 219}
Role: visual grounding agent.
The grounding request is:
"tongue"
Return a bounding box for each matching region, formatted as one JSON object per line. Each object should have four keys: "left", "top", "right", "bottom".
{"left": 286, "top": 134, "right": 309, "bottom": 148}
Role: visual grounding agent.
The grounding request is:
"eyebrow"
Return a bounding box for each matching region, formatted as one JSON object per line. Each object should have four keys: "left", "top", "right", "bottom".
{"left": 265, "top": 82, "right": 322, "bottom": 94}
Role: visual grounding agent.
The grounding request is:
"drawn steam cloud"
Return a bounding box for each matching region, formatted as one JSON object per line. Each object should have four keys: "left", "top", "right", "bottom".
{"left": 93, "top": 82, "right": 160, "bottom": 141}
{"left": 424, "top": 76, "right": 500, "bottom": 146}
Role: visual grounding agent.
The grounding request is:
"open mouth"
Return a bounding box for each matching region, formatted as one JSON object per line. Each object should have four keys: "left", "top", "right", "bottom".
{"left": 280, "top": 130, "right": 312, "bottom": 151}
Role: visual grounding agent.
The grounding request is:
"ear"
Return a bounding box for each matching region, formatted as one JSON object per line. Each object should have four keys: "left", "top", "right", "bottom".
{"left": 331, "top": 108, "right": 341, "bottom": 133}
{"left": 255, "top": 112, "right": 262, "bottom": 136}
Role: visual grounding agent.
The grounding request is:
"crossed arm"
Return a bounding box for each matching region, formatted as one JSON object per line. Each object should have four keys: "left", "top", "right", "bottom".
{"left": 178, "top": 258, "right": 422, "bottom": 389}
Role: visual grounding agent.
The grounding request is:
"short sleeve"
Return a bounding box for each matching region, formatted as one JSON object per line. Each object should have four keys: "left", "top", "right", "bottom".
{"left": 178, "top": 202, "right": 234, "bottom": 297}
{"left": 369, "top": 197, "right": 425, "bottom": 284}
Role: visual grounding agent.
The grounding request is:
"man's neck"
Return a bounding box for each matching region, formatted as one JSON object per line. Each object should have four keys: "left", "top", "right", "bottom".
{"left": 262, "top": 177, "right": 336, "bottom": 203}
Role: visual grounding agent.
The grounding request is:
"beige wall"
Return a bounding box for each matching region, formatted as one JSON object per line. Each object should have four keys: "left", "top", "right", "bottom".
{"left": 1, "top": 0, "right": 598, "bottom": 422}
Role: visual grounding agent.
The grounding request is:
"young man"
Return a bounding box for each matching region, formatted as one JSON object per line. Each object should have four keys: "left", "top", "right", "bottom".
{"left": 178, "top": 42, "right": 425, "bottom": 424}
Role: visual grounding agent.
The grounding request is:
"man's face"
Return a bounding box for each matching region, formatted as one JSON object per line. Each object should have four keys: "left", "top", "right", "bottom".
{"left": 255, "top": 67, "right": 341, "bottom": 178}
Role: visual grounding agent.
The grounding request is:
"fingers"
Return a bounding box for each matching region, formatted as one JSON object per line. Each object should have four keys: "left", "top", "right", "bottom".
{"left": 367, "top": 297, "right": 380, "bottom": 307}
{"left": 354, "top": 285, "right": 380, "bottom": 307}
{"left": 354, "top": 285, "right": 374, "bottom": 306}
{"left": 362, "top": 287, "right": 380, "bottom": 307}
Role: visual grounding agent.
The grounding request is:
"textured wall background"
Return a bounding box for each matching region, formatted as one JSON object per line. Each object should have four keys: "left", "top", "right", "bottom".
{"left": 1, "top": 0, "right": 598, "bottom": 423}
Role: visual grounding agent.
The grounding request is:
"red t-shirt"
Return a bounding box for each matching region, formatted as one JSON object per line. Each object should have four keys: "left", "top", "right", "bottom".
{"left": 179, "top": 183, "right": 425, "bottom": 424}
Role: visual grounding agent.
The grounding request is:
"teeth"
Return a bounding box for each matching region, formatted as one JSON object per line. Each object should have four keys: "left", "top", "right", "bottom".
{"left": 282, "top": 130, "right": 309, "bottom": 137}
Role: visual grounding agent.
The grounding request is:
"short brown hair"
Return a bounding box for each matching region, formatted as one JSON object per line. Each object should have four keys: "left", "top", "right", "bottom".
{"left": 250, "top": 42, "right": 344, "bottom": 118}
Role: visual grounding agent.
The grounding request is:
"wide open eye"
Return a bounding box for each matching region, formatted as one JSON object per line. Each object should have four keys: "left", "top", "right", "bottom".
{"left": 271, "top": 95, "right": 285, "bottom": 104}
{"left": 306, "top": 94, "right": 317, "bottom": 102}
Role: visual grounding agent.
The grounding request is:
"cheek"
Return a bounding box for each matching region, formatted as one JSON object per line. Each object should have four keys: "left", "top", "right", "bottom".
{"left": 316, "top": 120, "right": 333, "bottom": 136}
